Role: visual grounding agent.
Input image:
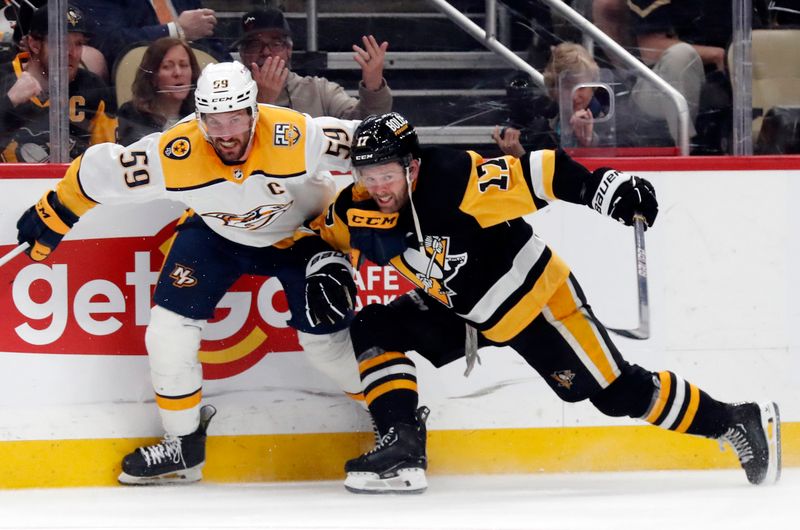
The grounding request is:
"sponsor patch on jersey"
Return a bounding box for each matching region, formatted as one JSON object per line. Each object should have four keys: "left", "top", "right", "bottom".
{"left": 164, "top": 137, "right": 191, "bottom": 159}
{"left": 274, "top": 123, "right": 302, "bottom": 147}
{"left": 346, "top": 208, "right": 398, "bottom": 229}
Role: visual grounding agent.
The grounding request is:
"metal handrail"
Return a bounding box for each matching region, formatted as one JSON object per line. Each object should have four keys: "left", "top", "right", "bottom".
{"left": 539, "top": 0, "right": 690, "bottom": 155}
{"left": 428, "top": 0, "right": 691, "bottom": 155}
{"left": 426, "top": 0, "right": 545, "bottom": 88}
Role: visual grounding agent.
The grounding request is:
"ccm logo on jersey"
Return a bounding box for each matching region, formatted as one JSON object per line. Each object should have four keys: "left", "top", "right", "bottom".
{"left": 164, "top": 137, "right": 192, "bottom": 160}
{"left": 274, "top": 124, "right": 301, "bottom": 146}
{"left": 347, "top": 208, "right": 399, "bottom": 228}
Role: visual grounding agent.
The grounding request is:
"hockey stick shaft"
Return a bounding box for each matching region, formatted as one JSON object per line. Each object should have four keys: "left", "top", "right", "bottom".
{"left": 607, "top": 214, "right": 650, "bottom": 340}
{"left": 0, "top": 242, "right": 30, "bottom": 268}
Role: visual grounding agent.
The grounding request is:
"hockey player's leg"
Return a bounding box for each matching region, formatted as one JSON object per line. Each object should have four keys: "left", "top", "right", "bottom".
{"left": 343, "top": 302, "right": 434, "bottom": 494}
{"left": 119, "top": 305, "right": 215, "bottom": 485}
{"left": 297, "top": 329, "right": 363, "bottom": 398}
{"left": 593, "top": 367, "right": 781, "bottom": 485}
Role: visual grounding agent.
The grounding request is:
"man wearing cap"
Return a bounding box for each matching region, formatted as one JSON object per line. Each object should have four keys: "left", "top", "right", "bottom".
{"left": 234, "top": 8, "right": 392, "bottom": 120}
{"left": 0, "top": 4, "right": 116, "bottom": 162}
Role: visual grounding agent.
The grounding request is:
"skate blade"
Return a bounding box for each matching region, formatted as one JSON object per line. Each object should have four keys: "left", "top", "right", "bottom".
{"left": 118, "top": 465, "right": 203, "bottom": 486}
{"left": 344, "top": 467, "right": 427, "bottom": 494}
{"left": 759, "top": 401, "right": 781, "bottom": 485}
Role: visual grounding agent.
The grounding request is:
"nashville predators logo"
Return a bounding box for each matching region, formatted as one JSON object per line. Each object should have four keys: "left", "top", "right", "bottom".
{"left": 394, "top": 235, "right": 467, "bottom": 307}
{"left": 274, "top": 124, "right": 302, "bottom": 147}
{"left": 164, "top": 137, "right": 191, "bottom": 159}
{"left": 169, "top": 263, "right": 198, "bottom": 288}
{"left": 202, "top": 202, "right": 293, "bottom": 230}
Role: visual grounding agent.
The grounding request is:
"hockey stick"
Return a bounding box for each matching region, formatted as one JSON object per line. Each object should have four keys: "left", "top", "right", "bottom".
{"left": 0, "top": 242, "right": 30, "bottom": 269}
{"left": 607, "top": 214, "right": 650, "bottom": 340}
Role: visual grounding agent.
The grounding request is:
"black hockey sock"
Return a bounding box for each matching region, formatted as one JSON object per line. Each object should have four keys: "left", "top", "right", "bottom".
{"left": 358, "top": 349, "right": 419, "bottom": 436}
{"left": 642, "top": 371, "right": 729, "bottom": 437}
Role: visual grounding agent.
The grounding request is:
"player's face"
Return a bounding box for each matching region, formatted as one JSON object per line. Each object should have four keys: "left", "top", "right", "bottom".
{"left": 157, "top": 45, "right": 193, "bottom": 101}
{"left": 202, "top": 109, "right": 253, "bottom": 162}
{"left": 359, "top": 159, "right": 419, "bottom": 213}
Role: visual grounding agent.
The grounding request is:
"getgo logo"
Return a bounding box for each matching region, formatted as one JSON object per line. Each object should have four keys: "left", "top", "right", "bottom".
{"left": 0, "top": 223, "right": 412, "bottom": 379}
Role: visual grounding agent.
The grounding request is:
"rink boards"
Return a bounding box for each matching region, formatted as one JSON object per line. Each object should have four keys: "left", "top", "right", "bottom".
{"left": 1, "top": 157, "right": 799, "bottom": 487}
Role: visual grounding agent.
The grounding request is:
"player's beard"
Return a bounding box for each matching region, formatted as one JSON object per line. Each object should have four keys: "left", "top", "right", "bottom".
{"left": 212, "top": 135, "right": 248, "bottom": 162}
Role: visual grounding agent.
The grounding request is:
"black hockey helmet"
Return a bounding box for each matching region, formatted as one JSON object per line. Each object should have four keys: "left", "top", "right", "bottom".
{"left": 351, "top": 112, "right": 420, "bottom": 168}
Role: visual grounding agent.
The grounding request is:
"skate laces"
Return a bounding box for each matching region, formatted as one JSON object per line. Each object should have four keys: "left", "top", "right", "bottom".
{"left": 720, "top": 424, "right": 754, "bottom": 464}
{"left": 366, "top": 427, "right": 398, "bottom": 455}
{"left": 139, "top": 435, "right": 184, "bottom": 467}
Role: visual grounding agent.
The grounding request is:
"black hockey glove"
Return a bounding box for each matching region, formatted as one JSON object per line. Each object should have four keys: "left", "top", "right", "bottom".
{"left": 304, "top": 251, "right": 356, "bottom": 327}
{"left": 589, "top": 169, "right": 658, "bottom": 228}
{"left": 16, "top": 190, "right": 79, "bottom": 261}
{"left": 346, "top": 204, "right": 409, "bottom": 266}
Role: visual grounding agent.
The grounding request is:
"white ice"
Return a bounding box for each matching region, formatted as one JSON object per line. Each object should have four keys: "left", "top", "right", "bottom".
{"left": 0, "top": 468, "right": 795, "bottom": 530}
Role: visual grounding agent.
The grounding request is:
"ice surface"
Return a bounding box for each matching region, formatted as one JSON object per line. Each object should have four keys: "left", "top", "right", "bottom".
{"left": 0, "top": 468, "right": 795, "bottom": 529}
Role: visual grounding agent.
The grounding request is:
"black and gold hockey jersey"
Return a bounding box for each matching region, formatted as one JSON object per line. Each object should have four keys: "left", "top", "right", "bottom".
{"left": 317, "top": 146, "right": 603, "bottom": 344}
{"left": 52, "top": 104, "right": 357, "bottom": 248}
{"left": 0, "top": 52, "right": 117, "bottom": 162}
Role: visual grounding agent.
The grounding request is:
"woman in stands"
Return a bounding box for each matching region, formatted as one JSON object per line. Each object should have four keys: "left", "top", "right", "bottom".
{"left": 117, "top": 37, "right": 201, "bottom": 146}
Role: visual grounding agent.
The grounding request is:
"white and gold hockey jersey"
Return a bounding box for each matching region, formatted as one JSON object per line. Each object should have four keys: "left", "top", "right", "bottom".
{"left": 53, "top": 104, "right": 357, "bottom": 247}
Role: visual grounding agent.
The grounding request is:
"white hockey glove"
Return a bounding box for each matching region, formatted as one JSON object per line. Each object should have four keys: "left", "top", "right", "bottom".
{"left": 304, "top": 251, "right": 356, "bottom": 327}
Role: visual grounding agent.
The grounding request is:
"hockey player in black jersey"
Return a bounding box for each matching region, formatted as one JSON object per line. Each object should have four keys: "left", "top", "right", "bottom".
{"left": 314, "top": 112, "right": 782, "bottom": 494}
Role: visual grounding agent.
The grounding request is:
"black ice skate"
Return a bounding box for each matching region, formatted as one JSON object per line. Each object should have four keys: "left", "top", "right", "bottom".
{"left": 118, "top": 404, "right": 216, "bottom": 485}
{"left": 345, "top": 406, "right": 430, "bottom": 494}
{"left": 718, "top": 401, "right": 781, "bottom": 485}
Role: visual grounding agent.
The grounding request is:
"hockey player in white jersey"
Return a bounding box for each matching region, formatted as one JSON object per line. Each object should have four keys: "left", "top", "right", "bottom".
{"left": 15, "top": 62, "right": 364, "bottom": 484}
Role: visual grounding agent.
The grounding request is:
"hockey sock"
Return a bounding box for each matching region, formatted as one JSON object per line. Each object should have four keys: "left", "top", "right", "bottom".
{"left": 642, "top": 371, "right": 729, "bottom": 437}
{"left": 358, "top": 348, "right": 418, "bottom": 436}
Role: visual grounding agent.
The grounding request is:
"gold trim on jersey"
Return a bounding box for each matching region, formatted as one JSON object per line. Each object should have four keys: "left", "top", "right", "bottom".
{"left": 12, "top": 53, "right": 48, "bottom": 108}
{"left": 459, "top": 151, "right": 538, "bottom": 228}
{"left": 529, "top": 150, "right": 557, "bottom": 202}
{"left": 482, "top": 252, "right": 570, "bottom": 343}
{"left": 55, "top": 157, "right": 99, "bottom": 216}
{"left": 159, "top": 106, "right": 309, "bottom": 191}
{"left": 627, "top": 0, "right": 671, "bottom": 19}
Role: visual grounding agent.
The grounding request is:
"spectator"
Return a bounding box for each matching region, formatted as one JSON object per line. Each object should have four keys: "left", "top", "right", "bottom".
{"left": 117, "top": 37, "right": 200, "bottom": 145}
{"left": 0, "top": 4, "right": 116, "bottom": 162}
{"left": 233, "top": 8, "right": 392, "bottom": 119}
{"left": 73, "top": 0, "right": 231, "bottom": 69}
{"left": 494, "top": 43, "right": 602, "bottom": 156}
{"left": 627, "top": 0, "right": 737, "bottom": 145}
{"left": 3, "top": 0, "right": 108, "bottom": 81}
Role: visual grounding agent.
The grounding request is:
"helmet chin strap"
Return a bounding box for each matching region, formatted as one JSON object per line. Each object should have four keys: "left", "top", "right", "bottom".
{"left": 404, "top": 160, "right": 425, "bottom": 253}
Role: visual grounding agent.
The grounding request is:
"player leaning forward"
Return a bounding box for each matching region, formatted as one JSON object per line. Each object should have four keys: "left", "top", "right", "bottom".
{"left": 15, "top": 62, "right": 363, "bottom": 484}
{"left": 314, "top": 112, "right": 782, "bottom": 494}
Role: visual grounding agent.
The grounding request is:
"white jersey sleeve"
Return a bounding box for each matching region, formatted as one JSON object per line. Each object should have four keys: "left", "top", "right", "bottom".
{"left": 304, "top": 115, "right": 359, "bottom": 177}
{"left": 74, "top": 133, "right": 169, "bottom": 206}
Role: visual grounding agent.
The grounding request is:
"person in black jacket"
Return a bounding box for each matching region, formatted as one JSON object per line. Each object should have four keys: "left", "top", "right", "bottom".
{"left": 0, "top": 4, "right": 116, "bottom": 162}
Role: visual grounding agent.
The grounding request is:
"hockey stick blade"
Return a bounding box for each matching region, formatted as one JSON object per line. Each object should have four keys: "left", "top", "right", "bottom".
{"left": 0, "top": 242, "right": 29, "bottom": 268}
{"left": 607, "top": 215, "right": 650, "bottom": 340}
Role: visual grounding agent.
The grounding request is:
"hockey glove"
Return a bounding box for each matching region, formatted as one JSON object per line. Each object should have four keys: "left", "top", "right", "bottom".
{"left": 589, "top": 169, "right": 658, "bottom": 228}
{"left": 16, "top": 190, "right": 80, "bottom": 261}
{"left": 305, "top": 251, "right": 357, "bottom": 327}
{"left": 347, "top": 204, "right": 409, "bottom": 266}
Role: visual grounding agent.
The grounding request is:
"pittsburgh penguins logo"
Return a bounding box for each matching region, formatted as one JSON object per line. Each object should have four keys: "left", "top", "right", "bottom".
{"left": 395, "top": 235, "right": 467, "bottom": 307}
{"left": 550, "top": 370, "right": 576, "bottom": 389}
{"left": 164, "top": 137, "right": 191, "bottom": 159}
{"left": 169, "top": 263, "right": 198, "bottom": 288}
{"left": 274, "top": 124, "right": 302, "bottom": 147}
{"left": 203, "top": 202, "right": 293, "bottom": 230}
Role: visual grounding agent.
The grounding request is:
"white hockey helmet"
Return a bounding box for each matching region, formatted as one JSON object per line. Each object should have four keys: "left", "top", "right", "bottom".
{"left": 195, "top": 61, "right": 258, "bottom": 114}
